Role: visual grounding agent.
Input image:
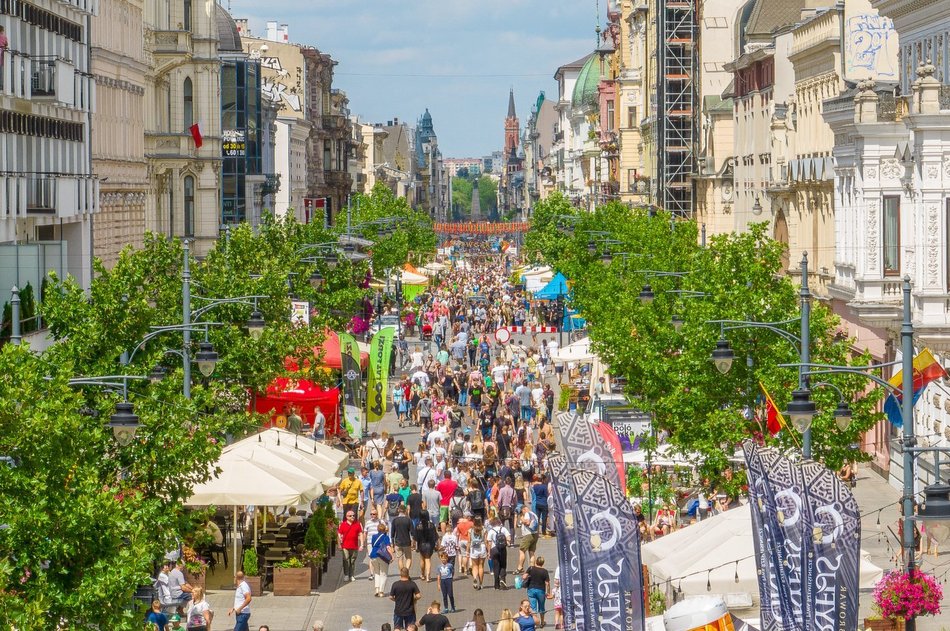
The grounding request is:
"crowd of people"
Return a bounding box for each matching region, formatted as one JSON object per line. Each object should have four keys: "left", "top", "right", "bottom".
{"left": 328, "top": 252, "right": 564, "bottom": 631}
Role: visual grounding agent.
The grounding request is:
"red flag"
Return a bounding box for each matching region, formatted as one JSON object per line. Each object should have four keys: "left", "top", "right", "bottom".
{"left": 189, "top": 123, "right": 203, "bottom": 148}
{"left": 760, "top": 382, "right": 785, "bottom": 436}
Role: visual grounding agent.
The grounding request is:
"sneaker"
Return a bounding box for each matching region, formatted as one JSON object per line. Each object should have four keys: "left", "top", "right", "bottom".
{"left": 500, "top": 580, "right": 508, "bottom": 589}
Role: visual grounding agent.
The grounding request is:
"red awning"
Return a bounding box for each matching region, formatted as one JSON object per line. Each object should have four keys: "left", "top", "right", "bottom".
{"left": 284, "top": 330, "right": 370, "bottom": 372}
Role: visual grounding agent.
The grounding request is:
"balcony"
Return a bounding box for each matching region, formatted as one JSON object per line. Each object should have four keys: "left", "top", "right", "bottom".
{"left": 151, "top": 30, "right": 192, "bottom": 55}
{"left": 0, "top": 174, "right": 97, "bottom": 218}
{"left": 846, "top": 277, "right": 904, "bottom": 328}
{"left": 321, "top": 114, "right": 348, "bottom": 132}
{"left": 26, "top": 177, "right": 56, "bottom": 213}
{"left": 323, "top": 169, "right": 350, "bottom": 189}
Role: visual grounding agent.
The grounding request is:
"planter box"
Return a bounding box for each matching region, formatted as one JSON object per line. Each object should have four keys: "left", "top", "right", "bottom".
{"left": 273, "top": 567, "right": 311, "bottom": 596}
{"left": 244, "top": 575, "right": 262, "bottom": 597}
{"left": 864, "top": 618, "right": 905, "bottom": 631}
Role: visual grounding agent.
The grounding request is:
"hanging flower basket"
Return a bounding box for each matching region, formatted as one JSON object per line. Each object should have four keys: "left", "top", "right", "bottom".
{"left": 872, "top": 569, "right": 942, "bottom": 621}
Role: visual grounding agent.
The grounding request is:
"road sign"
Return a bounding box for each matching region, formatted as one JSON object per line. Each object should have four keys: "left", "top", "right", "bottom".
{"left": 495, "top": 327, "right": 511, "bottom": 344}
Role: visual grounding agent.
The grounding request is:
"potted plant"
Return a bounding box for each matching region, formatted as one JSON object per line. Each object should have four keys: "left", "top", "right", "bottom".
{"left": 865, "top": 569, "right": 943, "bottom": 630}
{"left": 242, "top": 549, "right": 261, "bottom": 596}
{"left": 303, "top": 515, "right": 326, "bottom": 589}
{"left": 181, "top": 546, "right": 208, "bottom": 589}
{"left": 273, "top": 556, "right": 311, "bottom": 596}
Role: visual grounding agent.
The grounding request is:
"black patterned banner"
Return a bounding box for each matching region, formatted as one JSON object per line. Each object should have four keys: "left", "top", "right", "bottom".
{"left": 549, "top": 454, "right": 582, "bottom": 631}
{"left": 570, "top": 469, "right": 646, "bottom": 631}
{"left": 743, "top": 441, "right": 798, "bottom": 631}
{"left": 555, "top": 411, "right": 622, "bottom": 490}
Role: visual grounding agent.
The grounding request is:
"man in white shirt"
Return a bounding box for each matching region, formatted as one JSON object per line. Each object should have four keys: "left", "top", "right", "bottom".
{"left": 491, "top": 361, "right": 509, "bottom": 389}
{"left": 410, "top": 348, "right": 424, "bottom": 371}
{"left": 417, "top": 457, "right": 438, "bottom": 489}
{"left": 365, "top": 432, "right": 386, "bottom": 464}
{"left": 411, "top": 370, "right": 430, "bottom": 389}
{"left": 228, "top": 571, "right": 252, "bottom": 629}
{"left": 426, "top": 426, "right": 448, "bottom": 449}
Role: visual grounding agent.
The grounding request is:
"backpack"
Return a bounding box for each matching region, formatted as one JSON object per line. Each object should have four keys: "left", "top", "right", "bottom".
{"left": 469, "top": 489, "right": 485, "bottom": 510}
{"left": 493, "top": 527, "right": 508, "bottom": 549}
{"left": 387, "top": 496, "right": 401, "bottom": 518}
{"left": 452, "top": 441, "right": 465, "bottom": 458}
{"left": 450, "top": 497, "right": 464, "bottom": 522}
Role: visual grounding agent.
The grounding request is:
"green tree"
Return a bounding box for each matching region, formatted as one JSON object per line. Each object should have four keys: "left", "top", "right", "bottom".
{"left": 451, "top": 177, "right": 473, "bottom": 217}
{"left": 477, "top": 176, "right": 498, "bottom": 217}
{"left": 347, "top": 183, "right": 437, "bottom": 270}
{"left": 527, "top": 199, "right": 883, "bottom": 479}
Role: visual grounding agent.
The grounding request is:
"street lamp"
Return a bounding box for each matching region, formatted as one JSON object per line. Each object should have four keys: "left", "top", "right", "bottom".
{"left": 785, "top": 388, "right": 817, "bottom": 433}
{"left": 671, "top": 314, "right": 685, "bottom": 332}
{"left": 834, "top": 400, "right": 853, "bottom": 431}
{"left": 919, "top": 484, "right": 950, "bottom": 546}
{"left": 195, "top": 341, "right": 218, "bottom": 377}
{"left": 711, "top": 337, "right": 734, "bottom": 374}
{"left": 246, "top": 310, "right": 265, "bottom": 340}
{"left": 148, "top": 365, "right": 168, "bottom": 384}
{"left": 639, "top": 284, "right": 654, "bottom": 305}
{"left": 108, "top": 401, "right": 140, "bottom": 446}
{"left": 309, "top": 270, "right": 325, "bottom": 289}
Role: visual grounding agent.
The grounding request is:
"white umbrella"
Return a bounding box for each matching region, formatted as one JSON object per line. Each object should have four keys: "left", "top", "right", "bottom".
{"left": 187, "top": 451, "right": 325, "bottom": 506}
{"left": 553, "top": 337, "right": 596, "bottom": 364}
{"left": 240, "top": 428, "right": 348, "bottom": 482}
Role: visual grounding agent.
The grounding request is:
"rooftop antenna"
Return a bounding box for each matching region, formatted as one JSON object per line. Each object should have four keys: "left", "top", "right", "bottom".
{"left": 595, "top": 0, "right": 601, "bottom": 44}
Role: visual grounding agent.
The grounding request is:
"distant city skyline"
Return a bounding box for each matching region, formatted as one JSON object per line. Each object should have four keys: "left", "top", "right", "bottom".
{"left": 228, "top": 0, "right": 601, "bottom": 157}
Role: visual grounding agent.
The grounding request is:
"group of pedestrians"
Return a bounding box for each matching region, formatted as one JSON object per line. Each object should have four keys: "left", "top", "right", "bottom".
{"left": 329, "top": 250, "right": 567, "bottom": 630}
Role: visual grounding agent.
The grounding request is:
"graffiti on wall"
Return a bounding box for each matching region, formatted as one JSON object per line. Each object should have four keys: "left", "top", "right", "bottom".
{"left": 845, "top": 13, "right": 899, "bottom": 80}
{"left": 258, "top": 55, "right": 303, "bottom": 113}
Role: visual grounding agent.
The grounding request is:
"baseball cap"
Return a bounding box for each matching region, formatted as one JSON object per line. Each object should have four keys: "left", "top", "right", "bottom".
{"left": 347, "top": 467, "right": 355, "bottom": 474}
{"left": 170, "top": 614, "right": 181, "bottom": 622}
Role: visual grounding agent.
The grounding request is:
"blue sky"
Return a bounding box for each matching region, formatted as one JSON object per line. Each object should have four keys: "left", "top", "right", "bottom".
{"left": 229, "top": 0, "right": 599, "bottom": 157}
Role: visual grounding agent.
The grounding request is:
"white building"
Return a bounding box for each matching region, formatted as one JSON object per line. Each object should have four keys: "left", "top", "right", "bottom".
{"left": 0, "top": 0, "right": 99, "bottom": 292}
{"left": 549, "top": 53, "right": 594, "bottom": 203}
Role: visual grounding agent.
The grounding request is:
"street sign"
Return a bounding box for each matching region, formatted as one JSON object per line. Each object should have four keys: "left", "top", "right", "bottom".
{"left": 495, "top": 327, "right": 511, "bottom": 344}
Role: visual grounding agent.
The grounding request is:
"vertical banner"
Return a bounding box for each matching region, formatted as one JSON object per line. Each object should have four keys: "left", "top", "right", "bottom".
{"left": 594, "top": 422, "right": 626, "bottom": 486}
{"left": 290, "top": 300, "right": 310, "bottom": 326}
{"left": 367, "top": 328, "right": 395, "bottom": 424}
{"left": 800, "top": 459, "right": 861, "bottom": 631}
{"left": 743, "top": 441, "right": 797, "bottom": 631}
{"left": 570, "top": 469, "right": 646, "bottom": 631}
{"left": 548, "top": 455, "right": 583, "bottom": 631}
{"left": 338, "top": 332, "right": 363, "bottom": 438}
{"left": 555, "top": 411, "right": 623, "bottom": 490}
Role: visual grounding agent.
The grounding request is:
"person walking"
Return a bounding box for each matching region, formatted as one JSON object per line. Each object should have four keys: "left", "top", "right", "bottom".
{"left": 468, "top": 517, "right": 488, "bottom": 590}
{"left": 390, "top": 568, "right": 422, "bottom": 629}
{"left": 521, "top": 557, "right": 551, "bottom": 628}
{"left": 514, "top": 599, "right": 537, "bottom": 631}
{"left": 414, "top": 512, "right": 438, "bottom": 582}
{"left": 186, "top": 586, "right": 213, "bottom": 631}
{"left": 338, "top": 509, "right": 365, "bottom": 582}
{"left": 370, "top": 522, "right": 395, "bottom": 597}
{"left": 227, "top": 572, "right": 251, "bottom": 631}
{"left": 516, "top": 505, "right": 540, "bottom": 573}
{"left": 487, "top": 516, "right": 511, "bottom": 590}
{"left": 530, "top": 475, "right": 550, "bottom": 537}
{"left": 391, "top": 505, "right": 415, "bottom": 574}
{"left": 339, "top": 468, "right": 364, "bottom": 519}
{"left": 437, "top": 552, "right": 456, "bottom": 613}
{"left": 461, "top": 609, "right": 493, "bottom": 631}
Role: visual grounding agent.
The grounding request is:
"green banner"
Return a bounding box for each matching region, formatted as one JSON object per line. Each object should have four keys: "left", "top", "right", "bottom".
{"left": 339, "top": 332, "right": 363, "bottom": 435}
{"left": 367, "top": 327, "right": 395, "bottom": 424}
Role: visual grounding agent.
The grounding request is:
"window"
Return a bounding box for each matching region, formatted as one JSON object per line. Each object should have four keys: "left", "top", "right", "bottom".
{"left": 183, "top": 77, "right": 193, "bottom": 129}
{"left": 606, "top": 100, "right": 615, "bottom": 131}
{"left": 627, "top": 106, "right": 638, "bottom": 129}
{"left": 183, "top": 0, "right": 191, "bottom": 30}
{"left": 883, "top": 196, "right": 900, "bottom": 275}
{"left": 183, "top": 176, "right": 195, "bottom": 237}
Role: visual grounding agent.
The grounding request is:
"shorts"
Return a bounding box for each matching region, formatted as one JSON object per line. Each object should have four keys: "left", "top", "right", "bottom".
{"left": 469, "top": 545, "right": 487, "bottom": 560}
{"left": 395, "top": 545, "right": 413, "bottom": 564}
{"left": 439, "top": 506, "right": 450, "bottom": 523}
{"left": 458, "top": 539, "right": 470, "bottom": 558}
{"left": 519, "top": 533, "right": 538, "bottom": 552}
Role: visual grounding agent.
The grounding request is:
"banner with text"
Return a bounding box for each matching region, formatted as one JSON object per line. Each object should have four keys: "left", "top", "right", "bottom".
{"left": 549, "top": 454, "right": 583, "bottom": 631}
{"left": 570, "top": 469, "right": 646, "bottom": 631}
{"left": 339, "top": 332, "right": 363, "bottom": 436}
{"left": 367, "top": 328, "right": 394, "bottom": 424}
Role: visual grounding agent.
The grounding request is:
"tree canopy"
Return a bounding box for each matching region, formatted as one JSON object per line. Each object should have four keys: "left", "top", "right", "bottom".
{"left": 526, "top": 195, "right": 883, "bottom": 479}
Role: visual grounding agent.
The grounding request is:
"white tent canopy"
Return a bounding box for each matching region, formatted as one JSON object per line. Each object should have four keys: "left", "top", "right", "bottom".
{"left": 624, "top": 443, "right": 702, "bottom": 467}
{"left": 421, "top": 261, "right": 448, "bottom": 274}
{"left": 553, "top": 337, "right": 597, "bottom": 364}
{"left": 642, "top": 503, "right": 884, "bottom": 601}
{"left": 188, "top": 429, "right": 348, "bottom": 506}
{"left": 372, "top": 269, "right": 429, "bottom": 287}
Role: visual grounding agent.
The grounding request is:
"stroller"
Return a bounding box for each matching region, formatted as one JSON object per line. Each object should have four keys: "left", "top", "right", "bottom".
{"left": 421, "top": 322, "right": 433, "bottom": 341}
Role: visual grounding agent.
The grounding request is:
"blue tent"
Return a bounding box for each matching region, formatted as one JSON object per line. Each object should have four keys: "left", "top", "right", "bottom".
{"left": 534, "top": 272, "right": 569, "bottom": 300}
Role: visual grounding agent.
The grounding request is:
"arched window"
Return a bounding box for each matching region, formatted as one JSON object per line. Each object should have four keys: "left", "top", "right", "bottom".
{"left": 183, "top": 77, "right": 193, "bottom": 129}
{"left": 774, "top": 208, "right": 789, "bottom": 271}
{"left": 184, "top": 176, "right": 195, "bottom": 237}
{"left": 183, "top": 0, "right": 192, "bottom": 30}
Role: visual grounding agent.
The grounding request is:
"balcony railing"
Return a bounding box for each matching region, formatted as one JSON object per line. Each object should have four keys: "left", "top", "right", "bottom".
{"left": 323, "top": 169, "right": 350, "bottom": 188}
{"left": 152, "top": 30, "right": 191, "bottom": 55}
{"left": 26, "top": 177, "right": 57, "bottom": 212}
{"left": 31, "top": 59, "right": 56, "bottom": 97}
{"left": 322, "top": 114, "right": 348, "bottom": 131}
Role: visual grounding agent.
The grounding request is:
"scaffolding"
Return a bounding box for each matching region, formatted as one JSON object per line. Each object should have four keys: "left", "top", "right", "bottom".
{"left": 655, "top": 0, "right": 697, "bottom": 216}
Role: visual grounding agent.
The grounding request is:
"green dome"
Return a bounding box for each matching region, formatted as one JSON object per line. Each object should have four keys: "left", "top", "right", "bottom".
{"left": 572, "top": 54, "right": 600, "bottom": 109}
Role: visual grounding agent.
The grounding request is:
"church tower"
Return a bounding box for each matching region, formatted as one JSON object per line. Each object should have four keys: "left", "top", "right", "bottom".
{"left": 504, "top": 89, "right": 519, "bottom": 158}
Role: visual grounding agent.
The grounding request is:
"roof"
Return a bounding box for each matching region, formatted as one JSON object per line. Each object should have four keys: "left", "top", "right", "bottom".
{"left": 572, "top": 54, "right": 600, "bottom": 109}
{"left": 703, "top": 95, "right": 734, "bottom": 113}
{"left": 555, "top": 52, "right": 594, "bottom": 79}
{"left": 215, "top": 4, "right": 242, "bottom": 52}
{"left": 507, "top": 89, "right": 517, "bottom": 119}
{"left": 745, "top": 0, "right": 807, "bottom": 40}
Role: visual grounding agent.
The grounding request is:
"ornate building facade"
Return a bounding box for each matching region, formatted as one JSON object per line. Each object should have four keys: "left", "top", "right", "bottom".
{"left": 143, "top": 0, "right": 223, "bottom": 256}
{"left": 91, "top": 0, "right": 148, "bottom": 268}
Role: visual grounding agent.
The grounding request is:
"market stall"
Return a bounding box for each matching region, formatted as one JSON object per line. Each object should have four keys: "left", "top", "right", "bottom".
{"left": 254, "top": 377, "right": 341, "bottom": 435}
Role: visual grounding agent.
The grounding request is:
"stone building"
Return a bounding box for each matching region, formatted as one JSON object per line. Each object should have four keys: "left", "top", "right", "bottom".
{"left": 143, "top": 0, "right": 224, "bottom": 256}
{"left": 91, "top": 0, "right": 148, "bottom": 268}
